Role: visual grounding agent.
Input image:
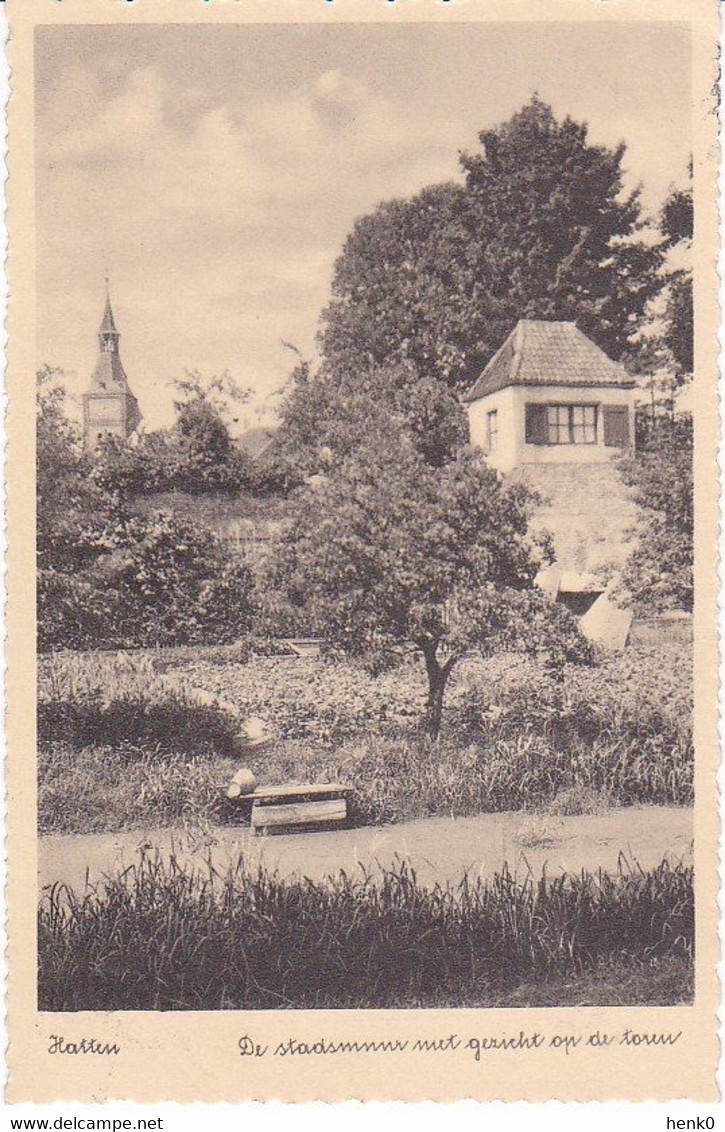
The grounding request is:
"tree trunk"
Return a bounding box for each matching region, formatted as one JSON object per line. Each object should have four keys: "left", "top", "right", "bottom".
{"left": 422, "top": 646, "right": 455, "bottom": 741}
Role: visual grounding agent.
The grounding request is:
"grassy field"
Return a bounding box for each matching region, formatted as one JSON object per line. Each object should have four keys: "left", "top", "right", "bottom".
{"left": 38, "top": 642, "right": 693, "bottom": 834}
{"left": 38, "top": 854, "right": 694, "bottom": 1011}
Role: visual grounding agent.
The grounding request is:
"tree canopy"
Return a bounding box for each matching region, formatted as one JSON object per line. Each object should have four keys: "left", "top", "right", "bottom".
{"left": 660, "top": 180, "right": 693, "bottom": 376}
{"left": 631, "top": 173, "right": 693, "bottom": 402}
{"left": 279, "top": 97, "right": 667, "bottom": 473}
{"left": 319, "top": 97, "right": 664, "bottom": 396}
{"left": 276, "top": 358, "right": 467, "bottom": 476}
{"left": 276, "top": 438, "right": 591, "bottom": 737}
{"left": 617, "top": 415, "right": 693, "bottom": 613}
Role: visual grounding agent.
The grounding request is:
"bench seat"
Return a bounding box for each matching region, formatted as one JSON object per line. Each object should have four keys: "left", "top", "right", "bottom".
{"left": 249, "top": 783, "right": 352, "bottom": 836}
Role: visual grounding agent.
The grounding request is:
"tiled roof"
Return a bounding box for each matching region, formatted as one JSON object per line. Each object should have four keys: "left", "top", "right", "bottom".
{"left": 463, "top": 320, "right": 635, "bottom": 402}
{"left": 90, "top": 351, "right": 131, "bottom": 393}
{"left": 235, "top": 426, "right": 277, "bottom": 461}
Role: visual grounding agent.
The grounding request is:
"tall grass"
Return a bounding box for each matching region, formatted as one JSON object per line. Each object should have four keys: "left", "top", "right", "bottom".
{"left": 39, "top": 854, "right": 693, "bottom": 1011}
{"left": 336, "top": 730, "right": 692, "bottom": 826}
{"left": 38, "top": 745, "right": 241, "bottom": 834}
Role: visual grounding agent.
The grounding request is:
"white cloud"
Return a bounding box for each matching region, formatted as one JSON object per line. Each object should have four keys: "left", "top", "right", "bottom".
{"left": 36, "top": 26, "right": 691, "bottom": 431}
{"left": 38, "top": 59, "right": 463, "bottom": 426}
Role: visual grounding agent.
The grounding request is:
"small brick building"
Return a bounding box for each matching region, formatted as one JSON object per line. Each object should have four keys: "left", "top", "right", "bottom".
{"left": 464, "top": 320, "right": 639, "bottom": 639}
{"left": 464, "top": 320, "right": 636, "bottom": 474}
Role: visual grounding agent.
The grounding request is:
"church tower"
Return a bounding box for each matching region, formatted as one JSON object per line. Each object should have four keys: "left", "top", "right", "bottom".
{"left": 82, "top": 283, "right": 142, "bottom": 450}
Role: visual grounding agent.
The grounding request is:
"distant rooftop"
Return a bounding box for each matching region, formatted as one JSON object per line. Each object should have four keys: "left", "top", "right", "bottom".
{"left": 235, "top": 426, "right": 277, "bottom": 461}
{"left": 463, "top": 320, "right": 635, "bottom": 403}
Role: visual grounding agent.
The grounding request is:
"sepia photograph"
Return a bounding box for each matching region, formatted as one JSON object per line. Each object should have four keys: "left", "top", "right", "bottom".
{"left": 32, "top": 17, "right": 697, "bottom": 1018}
{"left": 33, "top": 17, "right": 698, "bottom": 1018}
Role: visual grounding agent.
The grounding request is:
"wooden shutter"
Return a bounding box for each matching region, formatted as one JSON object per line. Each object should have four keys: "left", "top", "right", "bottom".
{"left": 525, "top": 403, "right": 548, "bottom": 445}
{"left": 602, "top": 405, "right": 630, "bottom": 447}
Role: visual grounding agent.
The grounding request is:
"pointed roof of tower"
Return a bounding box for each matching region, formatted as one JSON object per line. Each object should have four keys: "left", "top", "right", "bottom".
{"left": 87, "top": 289, "right": 136, "bottom": 403}
{"left": 99, "top": 274, "right": 118, "bottom": 336}
{"left": 91, "top": 349, "right": 131, "bottom": 393}
{"left": 99, "top": 294, "right": 118, "bottom": 336}
{"left": 83, "top": 284, "right": 143, "bottom": 442}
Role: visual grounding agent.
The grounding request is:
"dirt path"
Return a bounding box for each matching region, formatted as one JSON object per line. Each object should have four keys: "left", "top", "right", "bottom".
{"left": 39, "top": 805, "right": 693, "bottom": 895}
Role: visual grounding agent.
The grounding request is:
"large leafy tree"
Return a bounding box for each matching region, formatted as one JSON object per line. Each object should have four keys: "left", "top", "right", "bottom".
{"left": 277, "top": 439, "right": 590, "bottom": 738}
{"left": 319, "top": 182, "right": 472, "bottom": 389}
{"left": 617, "top": 415, "right": 693, "bottom": 613}
{"left": 631, "top": 173, "right": 693, "bottom": 410}
{"left": 276, "top": 358, "right": 467, "bottom": 476}
{"left": 319, "top": 97, "right": 664, "bottom": 395}
{"left": 660, "top": 179, "right": 693, "bottom": 376}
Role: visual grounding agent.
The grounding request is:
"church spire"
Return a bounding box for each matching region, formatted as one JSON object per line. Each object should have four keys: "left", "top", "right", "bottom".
{"left": 83, "top": 279, "right": 142, "bottom": 449}
{"left": 98, "top": 275, "right": 120, "bottom": 351}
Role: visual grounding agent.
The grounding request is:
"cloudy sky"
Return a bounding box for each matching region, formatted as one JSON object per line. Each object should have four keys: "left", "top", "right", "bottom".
{"left": 35, "top": 21, "right": 691, "bottom": 432}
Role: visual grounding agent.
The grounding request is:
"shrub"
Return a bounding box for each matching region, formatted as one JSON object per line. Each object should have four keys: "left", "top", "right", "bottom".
{"left": 99, "top": 513, "right": 255, "bottom": 647}
{"left": 38, "top": 653, "right": 245, "bottom": 757}
{"left": 38, "top": 571, "right": 123, "bottom": 654}
{"left": 39, "top": 514, "right": 255, "bottom": 651}
{"left": 38, "top": 854, "right": 694, "bottom": 1011}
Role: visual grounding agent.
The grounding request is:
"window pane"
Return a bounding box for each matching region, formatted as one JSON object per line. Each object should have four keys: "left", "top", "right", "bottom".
{"left": 543, "top": 404, "right": 604, "bottom": 443}
{"left": 546, "top": 404, "right": 599, "bottom": 443}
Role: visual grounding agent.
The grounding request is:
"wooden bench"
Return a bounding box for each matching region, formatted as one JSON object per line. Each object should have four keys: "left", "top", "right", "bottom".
{"left": 249, "top": 783, "right": 352, "bottom": 836}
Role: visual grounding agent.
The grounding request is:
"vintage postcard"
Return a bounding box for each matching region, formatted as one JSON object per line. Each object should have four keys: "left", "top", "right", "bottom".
{"left": 5, "top": 0, "right": 720, "bottom": 1104}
